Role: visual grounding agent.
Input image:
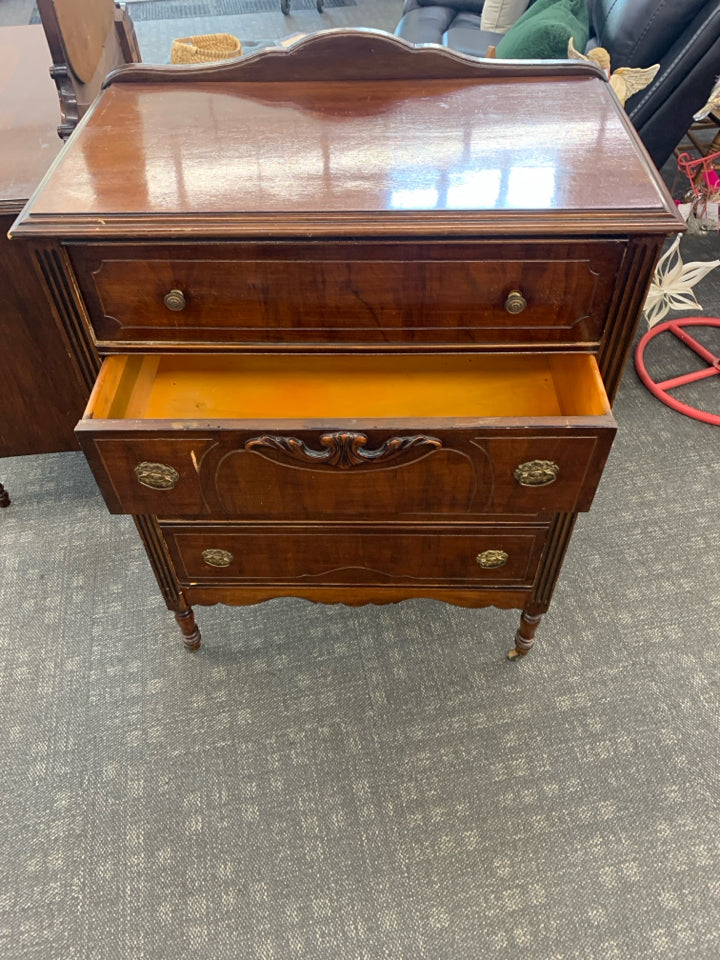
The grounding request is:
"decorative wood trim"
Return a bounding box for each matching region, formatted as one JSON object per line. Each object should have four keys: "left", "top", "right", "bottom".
{"left": 34, "top": 245, "right": 100, "bottom": 392}
{"left": 245, "top": 433, "right": 442, "bottom": 469}
{"left": 14, "top": 210, "right": 684, "bottom": 240}
{"left": 133, "top": 514, "right": 185, "bottom": 610}
{"left": 47, "top": 64, "right": 79, "bottom": 139}
{"left": 531, "top": 511, "right": 578, "bottom": 609}
{"left": 103, "top": 28, "right": 608, "bottom": 87}
{"left": 0, "top": 199, "right": 27, "bottom": 216}
{"left": 598, "top": 235, "right": 665, "bottom": 404}
{"left": 183, "top": 584, "right": 532, "bottom": 611}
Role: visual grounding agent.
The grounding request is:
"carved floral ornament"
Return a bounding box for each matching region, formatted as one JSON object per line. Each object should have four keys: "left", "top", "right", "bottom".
{"left": 245, "top": 432, "right": 442, "bottom": 469}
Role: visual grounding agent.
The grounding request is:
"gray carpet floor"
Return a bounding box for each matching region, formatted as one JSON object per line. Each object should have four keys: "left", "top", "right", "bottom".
{"left": 1, "top": 3, "right": 720, "bottom": 958}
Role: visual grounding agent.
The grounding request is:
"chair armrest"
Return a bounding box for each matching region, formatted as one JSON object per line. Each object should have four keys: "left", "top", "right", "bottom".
{"left": 626, "top": 1, "right": 720, "bottom": 168}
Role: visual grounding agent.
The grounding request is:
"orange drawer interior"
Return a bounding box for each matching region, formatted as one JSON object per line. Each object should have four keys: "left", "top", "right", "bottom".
{"left": 85, "top": 353, "right": 611, "bottom": 422}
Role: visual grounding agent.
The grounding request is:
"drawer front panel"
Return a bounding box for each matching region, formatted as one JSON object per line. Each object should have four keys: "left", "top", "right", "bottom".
{"left": 163, "top": 523, "right": 548, "bottom": 589}
{"left": 79, "top": 427, "right": 614, "bottom": 518}
{"left": 69, "top": 240, "right": 625, "bottom": 347}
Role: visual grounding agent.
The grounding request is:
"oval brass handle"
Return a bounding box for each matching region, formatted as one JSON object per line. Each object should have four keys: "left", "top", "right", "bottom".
{"left": 163, "top": 289, "right": 186, "bottom": 311}
{"left": 514, "top": 460, "right": 560, "bottom": 487}
{"left": 476, "top": 549, "right": 509, "bottom": 569}
{"left": 504, "top": 290, "right": 527, "bottom": 315}
{"left": 202, "top": 548, "right": 234, "bottom": 568}
{"left": 134, "top": 461, "right": 180, "bottom": 490}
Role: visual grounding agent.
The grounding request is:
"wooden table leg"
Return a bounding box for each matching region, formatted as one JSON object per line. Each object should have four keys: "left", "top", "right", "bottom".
{"left": 174, "top": 606, "right": 201, "bottom": 651}
{"left": 508, "top": 611, "right": 542, "bottom": 661}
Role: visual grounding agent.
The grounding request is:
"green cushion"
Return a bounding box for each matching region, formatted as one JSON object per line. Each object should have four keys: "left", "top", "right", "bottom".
{"left": 495, "top": 0, "right": 589, "bottom": 59}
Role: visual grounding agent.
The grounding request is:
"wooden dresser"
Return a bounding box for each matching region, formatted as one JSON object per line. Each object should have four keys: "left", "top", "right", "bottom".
{"left": 0, "top": 26, "right": 87, "bottom": 504}
{"left": 12, "top": 31, "right": 683, "bottom": 658}
{"left": 0, "top": 15, "right": 137, "bottom": 507}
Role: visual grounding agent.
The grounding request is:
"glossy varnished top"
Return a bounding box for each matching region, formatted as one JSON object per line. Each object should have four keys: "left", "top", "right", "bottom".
{"left": 13, "top": 30, "right": 682, "bottom": 237}
{"left": 0, "top": 25, "right": 62, "bottom": 207}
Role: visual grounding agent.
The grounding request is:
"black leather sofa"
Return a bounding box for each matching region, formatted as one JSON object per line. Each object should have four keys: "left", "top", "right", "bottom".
{"left": 395, "top": 0, "right": 720, "bottom": 170}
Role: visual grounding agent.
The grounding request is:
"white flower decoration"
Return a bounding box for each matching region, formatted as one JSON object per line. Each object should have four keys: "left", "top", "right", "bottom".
{"left": 643, "top": 235, "right": 720, "bottom": 327}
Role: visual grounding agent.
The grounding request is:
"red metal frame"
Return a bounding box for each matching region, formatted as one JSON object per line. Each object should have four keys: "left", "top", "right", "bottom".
{"left": 677, "top": 149, "right": 720, "bottom": 196}
{"left": 634, "top": 318, "right": 720, "bottom": 426}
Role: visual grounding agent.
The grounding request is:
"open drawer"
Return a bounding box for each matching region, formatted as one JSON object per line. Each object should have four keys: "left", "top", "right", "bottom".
{"left": 76, "top": 353, "right": 616, "bottom": 519}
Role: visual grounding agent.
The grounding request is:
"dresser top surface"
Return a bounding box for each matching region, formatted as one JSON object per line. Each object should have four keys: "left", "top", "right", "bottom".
{"left": 14, "top": 30, "right": 681, "bottom": 238}
{"left": 0, "top": 25, "right": 62, "bottom": 206}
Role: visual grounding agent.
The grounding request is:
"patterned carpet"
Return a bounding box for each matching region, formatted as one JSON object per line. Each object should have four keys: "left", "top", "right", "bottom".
{"left": 1, "top": 303, "right": 719, "bottom": 959}
{"left": 1, "top": 4, "right": 720, "bottom": 958}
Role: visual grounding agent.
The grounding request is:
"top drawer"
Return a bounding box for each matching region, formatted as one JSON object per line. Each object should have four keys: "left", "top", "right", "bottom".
{"left": 69, "top": 239, "right": 626, "bottom": 348}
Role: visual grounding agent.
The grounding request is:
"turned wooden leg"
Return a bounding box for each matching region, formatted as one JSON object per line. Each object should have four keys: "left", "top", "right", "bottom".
{"left": 0, "top": 482, "right": 10, "bottom": 508}
{"left": 175, "top": 607, "right": 201, "bottom": 651}
{"left": 508, "top": 611, "right": 542, "bottom": 661}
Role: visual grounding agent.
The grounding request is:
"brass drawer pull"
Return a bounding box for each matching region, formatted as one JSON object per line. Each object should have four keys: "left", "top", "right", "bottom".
{"left": 514, "top": 460, "right": 560, "bottom": 487}
{"left": 163, "top": 289, "right": 186, "bottom": 311}
{"left": 134, "top": 461, "right": 180, "bottom": 490}
{"left": 202, "top": 548, "right": 234, "bottom": 568}
{"left": 476, "top": 549, "right": 509, "bottom": 569}
{"left": 504, "top": 289, "right": 527, "bottom": 315}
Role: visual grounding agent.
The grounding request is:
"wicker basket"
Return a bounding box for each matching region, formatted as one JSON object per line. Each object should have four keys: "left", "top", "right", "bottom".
{"left": 170, "top": 33, "right": 242, "bottom": 64}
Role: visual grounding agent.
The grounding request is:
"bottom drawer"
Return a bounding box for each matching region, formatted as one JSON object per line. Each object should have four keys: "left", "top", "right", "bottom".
{"left": 163, "top": 523, "right": 548, "bottom": 589}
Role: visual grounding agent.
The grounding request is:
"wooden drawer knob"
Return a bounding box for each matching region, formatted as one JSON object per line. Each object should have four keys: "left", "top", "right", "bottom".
{"left": 504, "top": 289, "right": 527, "bottom": 315}
{"left": 476, "top": 549, "right": 509, "bottom": 569}
{"left": 163, "top": 289, "right": 186, "bottom": 311}
{"left": 134, "top": 461, "right": 180, "bottom": 490}
{"left": 202, "top": 548, "right": 234, "bottom": 568}
{"left": 514, "top": 460, "right": 559, "bottom": 487}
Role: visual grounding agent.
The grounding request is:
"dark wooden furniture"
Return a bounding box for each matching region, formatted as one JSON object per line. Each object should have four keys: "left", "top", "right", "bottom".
{"left": 37, "top": 0, "right": 140, "bottom": 139}
{"left": 0, "top": 25, "right": 92, "bottom": 503}
{"left": 12, "top": 31, "right": 683, "bottom": 656}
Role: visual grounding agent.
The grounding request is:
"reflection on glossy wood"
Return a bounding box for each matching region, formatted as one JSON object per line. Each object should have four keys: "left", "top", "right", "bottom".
{"left": 14, "top": 32, "right": 681, "bottom": 238}
{"left": 0, "top": 27, "right": 63, "bottom": 202}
